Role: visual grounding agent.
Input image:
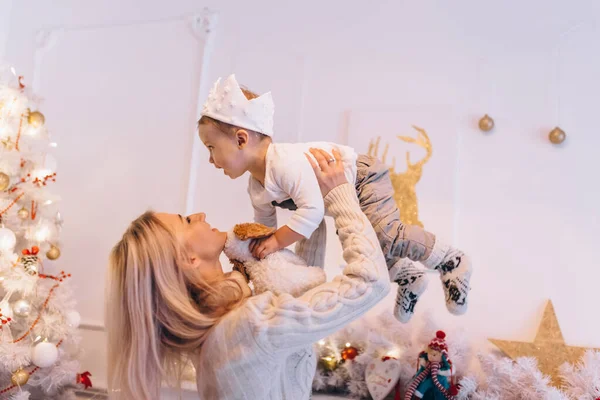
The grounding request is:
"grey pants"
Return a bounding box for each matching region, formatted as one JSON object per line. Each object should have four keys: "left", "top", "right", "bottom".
{"left": 355, "top": 155, "right": 435, "bottom": 269}
{"left": 278, "top": 155, "right": 436, "bottom": 270}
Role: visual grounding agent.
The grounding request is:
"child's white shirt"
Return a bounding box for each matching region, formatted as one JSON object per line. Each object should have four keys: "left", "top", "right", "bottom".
{"left": 247, "top": 142, "right": 358, "bottom": 238}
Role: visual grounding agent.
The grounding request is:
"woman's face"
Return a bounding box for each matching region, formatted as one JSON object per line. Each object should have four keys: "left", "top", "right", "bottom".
{"left": 157, "top": 212, "right": 227, "bottom": 280}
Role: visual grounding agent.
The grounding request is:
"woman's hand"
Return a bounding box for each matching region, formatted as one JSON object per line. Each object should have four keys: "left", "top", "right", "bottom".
{"left": 305, "top": 148, "right": 347, "bottom": 197}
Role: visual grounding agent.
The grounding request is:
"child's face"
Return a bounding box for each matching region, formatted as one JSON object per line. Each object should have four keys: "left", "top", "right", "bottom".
{"left": 199, "top": 123, "right": 247, "bottom": 179}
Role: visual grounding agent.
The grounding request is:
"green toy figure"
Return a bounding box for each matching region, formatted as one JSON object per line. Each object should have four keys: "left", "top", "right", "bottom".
{"left": 404, "top": 331, "right": 460, "bottom": 400}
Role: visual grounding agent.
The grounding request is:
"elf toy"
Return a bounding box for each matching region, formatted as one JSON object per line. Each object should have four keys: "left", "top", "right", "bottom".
{"left": 404, "top": 331, "right": 459, "bottom": 400}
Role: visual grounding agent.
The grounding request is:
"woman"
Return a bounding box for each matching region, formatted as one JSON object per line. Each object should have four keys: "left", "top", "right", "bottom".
{"left": 105, "top": 148, "right": 391, "bottom": 399}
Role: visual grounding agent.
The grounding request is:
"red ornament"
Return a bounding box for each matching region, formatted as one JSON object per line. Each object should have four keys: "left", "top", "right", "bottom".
{"left": 21, "top": 246, "right": 39, "bottom": 256}
{"left": 0, "top": 309, "right": 11, "bottom": 328}
{"left": 341, "top": 346, "right": 359, "bottom": 361}
{"left": 77, "top": 371, "right": 93, "bottom": 389}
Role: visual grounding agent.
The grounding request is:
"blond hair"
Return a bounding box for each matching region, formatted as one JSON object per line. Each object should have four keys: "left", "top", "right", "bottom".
{"left": 198, "top": 86, "right": 270, "bottom": 141}
{"left": 105, "top": 211, "right": 246, "bottom": 399}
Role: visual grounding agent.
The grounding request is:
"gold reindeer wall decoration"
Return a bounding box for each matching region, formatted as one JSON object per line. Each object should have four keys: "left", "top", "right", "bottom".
{"left": 368, "top": 125, "right": 432, "bottom": 227}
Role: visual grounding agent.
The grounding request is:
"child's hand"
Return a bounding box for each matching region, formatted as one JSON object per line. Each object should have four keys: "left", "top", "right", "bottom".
{"left": 250, "top": 235, "right": 281, "bottom": 259}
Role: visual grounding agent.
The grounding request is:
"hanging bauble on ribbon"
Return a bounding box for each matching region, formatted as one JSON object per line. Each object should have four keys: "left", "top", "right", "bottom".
{"left": 32, "top": 341, "right": 58, "bottom": 368}
{"left": 478, "top": 114, "right": 495, "bottom": 132}
{"left": 319, "top": 355, "right": 338, "bottom": 372}
{"left": 12, "top": 299, "right": 32, "bottom": 318}
{"left": 549, "top": 127, "right": 566, "bottom": 145}
{"left": 66, "top": 310, "right": 81, "bottom": 328}
{"left": 17, "top": 207, "right": 30, "bottom": 220}
{"left": 46, "top": 244, "right": 61, "bottom": 260}
{"left": 341, "top": 346, "right": 359, "bottom": 361}
{"left": 11, "top": 368, "right": 30, "bottom": 386}
{"left": 27, "top": 110, "right": 45, "bottom": 128}
{"left": 0, "top": 227, "right": 17, "bottom": 251}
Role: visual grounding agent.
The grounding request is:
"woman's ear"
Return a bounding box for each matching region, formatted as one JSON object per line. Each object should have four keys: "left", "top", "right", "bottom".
{"left": 189, "top": 255, "right": 202, "bottom": 269}
{"left": 235, "top": 129, "right": 249, "bottom": 149}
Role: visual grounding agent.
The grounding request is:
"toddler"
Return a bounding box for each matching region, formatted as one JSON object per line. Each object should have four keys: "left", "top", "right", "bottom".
{"left": 197, "top": 74, "right": 472, "bottom": 322}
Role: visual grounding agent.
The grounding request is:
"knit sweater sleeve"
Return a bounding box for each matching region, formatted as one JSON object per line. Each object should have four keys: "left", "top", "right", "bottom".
{"left": 244, "top": 183, "right": 390, "bottom": 354}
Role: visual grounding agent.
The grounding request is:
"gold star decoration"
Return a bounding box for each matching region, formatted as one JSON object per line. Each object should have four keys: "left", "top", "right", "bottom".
{"left": 1, "top": 136, "right": 15, "bottom": 150}
{"left": 489, "top": 300, "right": 598, "bottom": 387}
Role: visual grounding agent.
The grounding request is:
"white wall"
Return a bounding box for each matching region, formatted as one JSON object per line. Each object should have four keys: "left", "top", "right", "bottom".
{"left": 0, "top": 0, "right": 13, "bottom": 58}
{"left": 4, "top": 0, "right": 600, "bottom": 394}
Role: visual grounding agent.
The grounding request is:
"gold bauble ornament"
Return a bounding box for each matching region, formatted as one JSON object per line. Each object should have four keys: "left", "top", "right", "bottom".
{"left": 320, "top": 356, "right": 338, "bottom": 371}
{"left": 549, "top": 127, "right": 566, "bottom": 144}
{"left": 46, "top": 245, "right": 61, "bottom": 260}
{"left": 478, "top": 114, "right": 495, "bottom": 132}
{"left": 17, "top": 207, "right": 29, "bottom": 220}
{"left": 27, "top": 110, "right": 45, "bottom": 128}
{"left": 489, "top": 300, "right": 599, "bottom": 387}
{"left": 11, "top": 368, "right": 30, "bottom": 386}
{"left": 0, "top": 172, "right": 9, "bottom": 191}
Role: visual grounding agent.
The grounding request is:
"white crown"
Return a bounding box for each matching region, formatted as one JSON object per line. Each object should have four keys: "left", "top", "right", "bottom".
{"left": 201, "top": 74, "right": 274, "bottom": 137}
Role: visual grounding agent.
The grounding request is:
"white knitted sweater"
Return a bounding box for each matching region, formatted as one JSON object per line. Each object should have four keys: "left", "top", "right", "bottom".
{"left": 193, "top": 184, "right": 390, "bottom": 399}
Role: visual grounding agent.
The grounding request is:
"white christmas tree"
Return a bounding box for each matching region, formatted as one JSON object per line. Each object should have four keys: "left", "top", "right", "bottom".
{"left": 0, "top": 66, "right": 89, "bottom": 400}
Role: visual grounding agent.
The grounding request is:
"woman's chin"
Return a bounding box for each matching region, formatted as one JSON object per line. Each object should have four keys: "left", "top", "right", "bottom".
{"left": 224, "top": 170, "right": 243, "bottom": 179}
{"left": 216, "top": 230, "right": 228, "bottom": 247}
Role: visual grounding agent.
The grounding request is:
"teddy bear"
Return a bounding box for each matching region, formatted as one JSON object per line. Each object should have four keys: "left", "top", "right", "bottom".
{"left": 224, "top": 223, "right": 326, "bottom": 297}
